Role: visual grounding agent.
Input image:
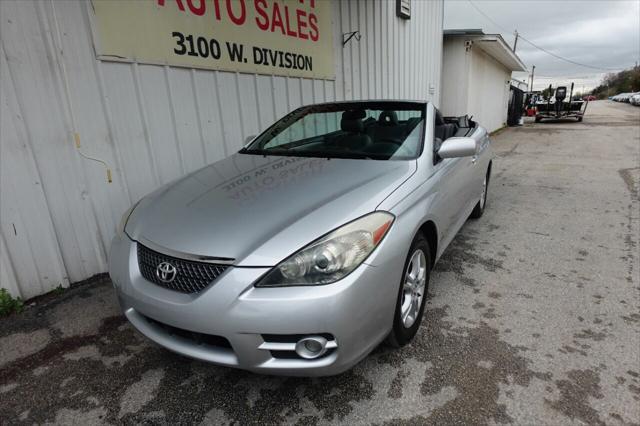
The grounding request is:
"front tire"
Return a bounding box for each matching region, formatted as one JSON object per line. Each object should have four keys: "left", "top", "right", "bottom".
{"left": 387, "top": 234, "right": 431, "bottom": 348}
{"left": 470, "top": 168, "right": 490, "bottom": 219}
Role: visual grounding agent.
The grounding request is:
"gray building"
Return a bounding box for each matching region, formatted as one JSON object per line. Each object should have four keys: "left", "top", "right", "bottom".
{"left": 442, "top": 29, "right": 526, "bottom": 132}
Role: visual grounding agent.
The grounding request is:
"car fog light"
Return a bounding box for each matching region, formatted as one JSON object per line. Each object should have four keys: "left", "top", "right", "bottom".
{"left": 305, "top": 339, "right": 322, "bottom": 353}
{"left": 295, "top": 336, "right": 328, "bottom": 359}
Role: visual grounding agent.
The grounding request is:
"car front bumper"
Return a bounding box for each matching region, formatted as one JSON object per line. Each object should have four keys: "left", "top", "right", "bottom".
{"left": 108, "top": 233, "right": 400, "bottom": 376}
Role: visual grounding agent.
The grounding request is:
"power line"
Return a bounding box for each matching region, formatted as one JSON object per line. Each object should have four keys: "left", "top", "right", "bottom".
{"left": 466, "top": 0, "right": 624, "bottom": 72}
{"left": 517, "top": 34, "right": 621, "bottom": 71}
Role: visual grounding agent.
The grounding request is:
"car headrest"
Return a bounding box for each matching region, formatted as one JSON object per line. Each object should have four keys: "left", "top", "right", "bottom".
{"left": 435, "top": 109, "right": 445, "bottom": 125}
{"left": 341, "top": 117, "right": 365, "bottom": 133}
{"left": 378, "top": 110, "right": 398, "bottom": 126}
{"left": 342, "top": 109, "right": 367, "bottom": 120}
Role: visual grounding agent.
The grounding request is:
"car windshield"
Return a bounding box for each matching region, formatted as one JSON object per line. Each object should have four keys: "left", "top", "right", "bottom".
{"left": 241, "top": 102, "right": 425, "bottom": 160}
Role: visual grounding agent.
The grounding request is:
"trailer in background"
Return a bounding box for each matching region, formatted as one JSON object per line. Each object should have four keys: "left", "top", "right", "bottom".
{"left": 535, "top": 83, "right": 588, "bottom": 122}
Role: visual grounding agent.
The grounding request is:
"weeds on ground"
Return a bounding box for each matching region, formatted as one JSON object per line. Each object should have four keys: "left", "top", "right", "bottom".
{"left": 0, "top": 288, "right": 24, "bottom": 317}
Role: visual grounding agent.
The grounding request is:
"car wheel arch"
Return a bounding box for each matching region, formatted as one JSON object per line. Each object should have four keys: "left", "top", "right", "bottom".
{"left": 418, "top": 220, "right": 438, "bottom": 269}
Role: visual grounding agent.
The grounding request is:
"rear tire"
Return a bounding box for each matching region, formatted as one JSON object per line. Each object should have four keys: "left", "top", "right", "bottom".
{"left": 387, "top": 234, "right": 431, "bottom": 348}
{"left": 535, "top": 116, "right": 542, "bottom": 123}
{"left": 470, "top": 168, "right": 490, "bottom": 219}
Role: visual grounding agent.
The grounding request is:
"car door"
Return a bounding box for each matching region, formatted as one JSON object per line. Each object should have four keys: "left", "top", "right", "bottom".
{"left": 466, "top": 127, "right": 490, "bottom": 212}
{"left": 431, "top": 133, "right": 476, "bottom": 245}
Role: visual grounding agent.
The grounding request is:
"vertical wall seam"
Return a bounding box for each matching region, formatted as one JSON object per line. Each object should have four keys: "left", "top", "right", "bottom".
{"left": 92, "top": 60, "right": 133, "bottom": 205}
{"left": 131, "top": 63, "right": 162, "bottom": 185}
{"left": 298, "top": 77, "right": 303, "bottom": 106}
{"left": 233, "top": 71, "right": 245, "bottom": 142}
{"left": 269, "top": 74, "right": 277, "bottom": 120}
{"left": 212, "top": 71, "right": 229, "bottom": 158}
{"left": 359, "top": 0, "right": 366, "bottom": 99}
{"left": 163, "top": 65, "right": 187, "bottom": 176}
{"left": 252, "top": 73, "right": 263, "bottom": 129}
{"left": 190, "top": 68, "right": 210, "bottom": 165}
{"left": 336, "top": 0, "right": 344, "bottom": 101}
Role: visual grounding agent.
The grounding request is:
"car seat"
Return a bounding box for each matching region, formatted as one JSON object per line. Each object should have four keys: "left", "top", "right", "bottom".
{"left": 338, "top": 110, "right": 372, "bottom": 150}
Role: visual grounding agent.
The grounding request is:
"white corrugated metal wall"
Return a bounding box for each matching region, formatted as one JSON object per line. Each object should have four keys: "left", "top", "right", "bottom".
{"left": 0, "top": 0, "right": 443, "bottom": 299}
{"left": 441, "top": 37, "right": 469, "bottom": 117}
{"left": 441, "top": 36, "right": 511, "bottom": 132}
{"left": 467, "top": 47, "right": 511, "bottom": 133}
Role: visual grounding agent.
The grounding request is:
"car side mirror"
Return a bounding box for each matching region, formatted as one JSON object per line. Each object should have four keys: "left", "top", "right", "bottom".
{"left": 437, "top": 137, "right": 477, "bottom": 159}
{"left": 244, "top": 135, "right": 256, "bottom": 145}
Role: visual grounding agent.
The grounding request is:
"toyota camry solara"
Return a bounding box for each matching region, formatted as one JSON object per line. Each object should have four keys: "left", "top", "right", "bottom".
{"left": 109, "top": 100, "right": 493, "bottom": 376}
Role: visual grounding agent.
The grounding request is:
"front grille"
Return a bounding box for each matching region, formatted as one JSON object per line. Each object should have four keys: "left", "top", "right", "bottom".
{"left": 137, "top": 243, "right": 229, "bottom": 293}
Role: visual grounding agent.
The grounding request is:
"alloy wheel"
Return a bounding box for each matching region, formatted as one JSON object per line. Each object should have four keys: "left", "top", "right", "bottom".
{"left": 480, "top": 175, "right": 487, "bottom": 209}
{"left": 400, "top": 249, "right": 427, "bottom": 328}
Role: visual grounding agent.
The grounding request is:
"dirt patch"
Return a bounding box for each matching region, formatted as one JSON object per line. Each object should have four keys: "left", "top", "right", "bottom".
{"left": 376, "top": 306, "right": 552, "bottom": 425}
{"left": 435, "top": 232, "right": 504, "bottom": 275}
{"left": 515, "top": 127, "right": 581, "bottom": 134}
{"left": 0, "top": 275, "right": 110, "bottom": 339}
{"left": 618, "top": 167, "right": 640, "bottom": 200}
{"left": 546, "top": 369, "right": 605, "bottom": 426}
{"left": 0, "top": 302, "right": 554, "bottom": 425}
{"left": 574, "top": 329, "right": 608, "bottom": 342}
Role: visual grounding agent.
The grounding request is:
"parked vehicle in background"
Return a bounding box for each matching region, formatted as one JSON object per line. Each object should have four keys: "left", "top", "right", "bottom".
{"left": 109, "top": 100, "right": 494, "bottom": 376}
{"left": 612, "top": 92, "right": 636, "bottom": 102}
{"left": 630, "top": 94, "right": 640, "bottom": 106}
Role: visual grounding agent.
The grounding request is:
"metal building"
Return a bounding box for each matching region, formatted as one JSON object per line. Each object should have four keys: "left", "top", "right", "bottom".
{"left": 1, "top": 0, "right": 444, "bottom": 299}
{"left": 441, "top": 29, "right": 526, "bottom": 132}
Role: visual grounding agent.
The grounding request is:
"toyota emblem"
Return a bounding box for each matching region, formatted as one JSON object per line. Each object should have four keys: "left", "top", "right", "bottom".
{"left": 156, "top": 262, "right": 177, "bottom": 283}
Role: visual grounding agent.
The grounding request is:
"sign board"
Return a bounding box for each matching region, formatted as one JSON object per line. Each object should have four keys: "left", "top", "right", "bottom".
{"left": 90, "top": 0, "right": 335, "bottom": 80}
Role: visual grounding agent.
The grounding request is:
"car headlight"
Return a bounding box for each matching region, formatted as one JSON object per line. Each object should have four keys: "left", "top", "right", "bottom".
{"left": 256, "top": 211, "right": 394, "bottom": 287}
{"left": 116, "top": 200, "right": 141, "bottom": 236}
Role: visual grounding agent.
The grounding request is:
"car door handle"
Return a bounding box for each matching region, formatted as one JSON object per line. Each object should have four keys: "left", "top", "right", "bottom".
{"left": 471, "top": 156, "right": 477, "bottom": 164}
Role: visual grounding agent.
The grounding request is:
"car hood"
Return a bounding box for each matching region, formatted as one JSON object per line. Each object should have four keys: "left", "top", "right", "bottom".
{"left": 126, "top": 153, "right": 415, "bottom": 266}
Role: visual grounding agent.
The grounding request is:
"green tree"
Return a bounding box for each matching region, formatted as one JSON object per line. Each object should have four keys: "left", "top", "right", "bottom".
{"left": 592, "top": 66, "right": 640, "bottom": 99}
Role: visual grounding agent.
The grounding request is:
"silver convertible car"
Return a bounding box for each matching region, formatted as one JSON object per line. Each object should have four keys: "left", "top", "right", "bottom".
{"left": 109, "top": 100, "right": 492, "bottom": 376}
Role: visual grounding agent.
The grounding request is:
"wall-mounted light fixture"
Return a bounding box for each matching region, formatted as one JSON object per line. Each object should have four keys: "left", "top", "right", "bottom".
{"left": 342, "top": 31, "right": 361, "bottom": 47}
{"left": 465, "top": 40, "right": 474, "bottom": 52}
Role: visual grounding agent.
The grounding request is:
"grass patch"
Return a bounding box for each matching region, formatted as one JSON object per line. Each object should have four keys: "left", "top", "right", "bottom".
{"left": 0, "top": 288, "right": 24, "bottom": 317}
{"left": 51, "top": 285, "right": 65, "bottom": 296}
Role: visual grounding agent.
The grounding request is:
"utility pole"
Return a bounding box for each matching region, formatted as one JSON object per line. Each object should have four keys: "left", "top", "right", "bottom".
{"left": 513, "top": 30, "right": 519, "bottom": 52}
{"left": 529, "top": 65, "right": 535, "bottom": 92}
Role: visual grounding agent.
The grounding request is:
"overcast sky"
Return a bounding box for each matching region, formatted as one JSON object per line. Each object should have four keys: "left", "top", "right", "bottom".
{"left": 444, "top": 0, "right": 640, "bottom": 92}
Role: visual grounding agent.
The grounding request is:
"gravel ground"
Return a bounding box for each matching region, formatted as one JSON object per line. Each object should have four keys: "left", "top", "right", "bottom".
{"left": 1, "top": 100, "right": 638, "bottom": 425}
